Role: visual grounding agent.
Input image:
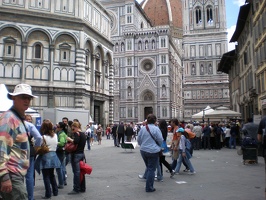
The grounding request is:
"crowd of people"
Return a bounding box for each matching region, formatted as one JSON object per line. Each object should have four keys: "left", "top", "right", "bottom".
{"left": 0, "top": 84, "right": 87, "bottom": 200}
{"left": 0, "top": 83, "right": 265, "bottom": 198}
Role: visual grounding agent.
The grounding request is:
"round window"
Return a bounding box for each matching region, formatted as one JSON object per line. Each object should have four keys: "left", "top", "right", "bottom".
{"left": 143, "top": 61, "right": 153, "bottom": 71}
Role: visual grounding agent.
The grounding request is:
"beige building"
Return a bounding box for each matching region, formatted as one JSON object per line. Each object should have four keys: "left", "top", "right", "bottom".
{"left": 219, "top": 0, "right": 266, "bottom": 120}
{"left": 0, "top": 0, "right": 114, "bottom": 126}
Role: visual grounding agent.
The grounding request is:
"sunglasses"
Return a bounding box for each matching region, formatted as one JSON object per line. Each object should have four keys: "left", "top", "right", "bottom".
{"left": 18, "top": 95, "right": 33, "bottom": 100}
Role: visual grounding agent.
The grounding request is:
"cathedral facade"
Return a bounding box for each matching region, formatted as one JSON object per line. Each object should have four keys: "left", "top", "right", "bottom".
{"left": 0, "top": 0, "right": 114, "bottom": 126}
{"left": 100, "top": 0, "right": 183, "bottom": 123}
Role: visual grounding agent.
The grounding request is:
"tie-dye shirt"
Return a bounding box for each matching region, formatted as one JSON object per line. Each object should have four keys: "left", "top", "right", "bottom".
{"left": 0, "top": 110, "right": 30, "bottom": 182}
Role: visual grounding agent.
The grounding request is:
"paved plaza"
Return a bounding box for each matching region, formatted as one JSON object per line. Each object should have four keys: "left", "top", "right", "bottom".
{"left": 34, "top": 138, "right": 265, "bottom": 200}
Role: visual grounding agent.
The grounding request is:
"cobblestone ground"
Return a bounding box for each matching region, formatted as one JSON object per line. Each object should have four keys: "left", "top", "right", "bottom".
{"left": 34, "top": 137, "right": 264, "bottom": 200}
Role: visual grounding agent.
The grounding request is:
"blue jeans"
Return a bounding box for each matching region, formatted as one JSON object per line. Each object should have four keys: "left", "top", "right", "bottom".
{"left": 230, "top": 137, "right": 236, "bottom": 149}
{"left": 174, "top": 150, "right": 195, "bottom": 173}
{"left": 140, "top": 150, "right": 159, "bottom": 192}
{"left": 156, "top": 159, "right": 162, "bottom": 180}
{"left": 42, "top": 168, "right": 58, "bottom": 198}
{"left": 71, "top": 153, "right": 85, "bottom": 192}
{"left": 86, "top": 137, "right": 91, "bottom": 150}
{"left": 25, "top": 156, "right": 35, "bottom": 200}
{"left": 56, "top": 151, "right": 66, "bottom": 186}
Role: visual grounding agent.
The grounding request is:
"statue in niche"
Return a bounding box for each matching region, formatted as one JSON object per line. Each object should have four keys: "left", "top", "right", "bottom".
{"left": 191, "top": 65, "right": 196, "bottom": 75}
{"left": 128, "top": 86, "right": 132, "bottom": 97}
{"left": 208, "top": 65, "right": 213, "bottom": 74}
{"left": 200, "top": 65, "right": 204, "bottom": 75}
{"left": 152, "top": 40, "right": 155, "bottom": 49}
{"left": 162, "top": 85, "right": 166, "bottom": 97}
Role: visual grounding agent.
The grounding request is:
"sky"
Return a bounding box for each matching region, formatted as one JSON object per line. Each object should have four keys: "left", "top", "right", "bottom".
{"left": 136, "top": 0, "right": 246, "bottom": 51}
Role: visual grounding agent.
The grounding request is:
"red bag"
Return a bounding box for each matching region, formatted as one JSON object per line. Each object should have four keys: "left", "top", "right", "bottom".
{"left": 80, "top": 161, "right": 93, "bottom": 182}
{"left": 65, "top": 142, "right": 77, "bottom": 153}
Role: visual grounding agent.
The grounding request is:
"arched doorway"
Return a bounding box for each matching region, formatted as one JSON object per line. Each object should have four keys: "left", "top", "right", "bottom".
{"left": 144, "top": 107, "right": 153, "bottom": 120}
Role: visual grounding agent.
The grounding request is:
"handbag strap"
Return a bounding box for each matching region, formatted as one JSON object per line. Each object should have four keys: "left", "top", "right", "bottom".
{"left": 42, "top": 135, "right": 47, "bottom": 145}
{"left": 145, "top": 125, "right": 160, "bottom": 147}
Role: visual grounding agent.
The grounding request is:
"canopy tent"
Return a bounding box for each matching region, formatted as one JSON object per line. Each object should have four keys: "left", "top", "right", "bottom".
{"left": 205, "top": 106, "right": 241, "bottom": 119}
{"left": 0, "top": 84, "right": 40, "bottom": 116}
{"left": 191, "top": 106, "right": 214, "bottom": 120}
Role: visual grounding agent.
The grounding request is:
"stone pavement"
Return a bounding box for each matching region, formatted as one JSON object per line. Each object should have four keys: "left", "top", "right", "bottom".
{"left": 33, "top": 138, "right": 265, "bottom": 200}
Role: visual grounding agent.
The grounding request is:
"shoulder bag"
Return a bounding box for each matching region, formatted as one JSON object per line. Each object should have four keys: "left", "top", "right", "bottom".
{"left": 35, "top": 135, "right": 49, "bottom": 155}
{"left": 145, "top": 125, "right": 162, "bottom": 156}
{"left": 65, "top": 132, "right": 80, "bottom": 153}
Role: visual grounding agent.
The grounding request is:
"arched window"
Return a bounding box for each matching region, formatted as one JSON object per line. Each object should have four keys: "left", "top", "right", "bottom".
{"left": 206, "top": 6, "right": 213, "bottom": 25}
{"left": 121, "top": 43, "right": 125, "bottom": 52}
{"left": 128, "top": 86, "right": 132, "bottom": 97}
{"left": 162, "top": 85, "right": 166, "bottom": 97}
{"left": 34, "top": 43, "right": 42, "bottom": 59}
{"left": 140, "top": 22, "right": 144, "bottom": 29}
{"left": 145, "top": 40, "right": 148, "bottom": 49}
{"left": 152, "top": 40, "right": 155, "bottom": 49}
{"left": 138, "top": 41, "right": 142, "bottom": 50}
{"left": 195, "top": 7, "right": 202, "bottom": 25}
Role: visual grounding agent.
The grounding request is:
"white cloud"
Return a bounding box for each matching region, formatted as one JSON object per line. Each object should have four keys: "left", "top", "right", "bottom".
{"left": 233, "top": 0, "right": 246, "bottom": 6}
{"left": 227, "top": 25, "right": 237, "bottom": 51}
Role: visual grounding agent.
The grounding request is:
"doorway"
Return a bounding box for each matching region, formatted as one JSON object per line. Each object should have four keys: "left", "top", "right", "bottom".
{"left": 144, "top": 107, "right": 153, "bottom": 120}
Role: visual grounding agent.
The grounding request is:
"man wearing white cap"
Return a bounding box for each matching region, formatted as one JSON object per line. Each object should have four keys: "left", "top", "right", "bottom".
{"left": 0, "top": 84, "right": 37, "bottom": 200}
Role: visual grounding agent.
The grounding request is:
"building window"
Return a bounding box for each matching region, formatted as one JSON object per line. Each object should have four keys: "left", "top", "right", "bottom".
{"left": 34, "top": 44, "right": 42, "bottom": 59}
{"left": 127, "top": 57, "right": 132, "bottom": 65}
{"left": 161, "top": 38, "right": 166, "bottom": 48}
{"left": 127, "top": 40, "right": 132, "bottom": 50}
{"left": 127, "top": 15, "right": 132, "bottom": 23}
{"left": 59, "top": 43, "right": 71, "bottom": 64}
{"left": 206, "top": 6, "right": 213, "bottom": 25}
{"left": 127, "top": 68, "right": 132, "bottom": 76}
{"left": 126, "top": 5, "right": 132, "bottom": 13}
{"left": 140, "top": 22, "right": 144, "bottom": 29}
{"left": 128, "top": 108, "right": 133, "bottom": 117}
{"left": 161, "top": 66, "right": 167, "bottom": 74}
{"left": 195, "top": 7, "right": 202, "bottom": 25}
{"left": 3, "top": 37, "right": 16, "bottom": 59}
{"left": 120, "top": 107, "right": 126, "bottom": 118}
{"left": 162, "top": 107, "right": 167, "bottom": 117}
{"left": 161, "top": 55, "right": 166, "bottom": 63}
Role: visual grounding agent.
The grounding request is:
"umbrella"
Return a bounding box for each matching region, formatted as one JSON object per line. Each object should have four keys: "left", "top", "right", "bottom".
{"left": 80, "top": 161, "right": 92, "bottom": 182}
{"left": 205, "top": 106, "right": 241, "bottom": 118}
{"left": 191, "top": 106, "right": 214, "bottom": 120}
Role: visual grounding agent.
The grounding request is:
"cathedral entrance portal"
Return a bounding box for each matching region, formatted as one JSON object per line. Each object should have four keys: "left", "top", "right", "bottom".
{"left": 144, "top": 107, "right": 153, "bottom": 120}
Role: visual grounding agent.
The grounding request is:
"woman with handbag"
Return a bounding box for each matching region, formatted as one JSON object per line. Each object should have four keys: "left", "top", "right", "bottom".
{"left": 137, "top": 114, "right": 163, "bottom": 193}
{"left": 67, "top": 122, "right": 87, "bottom": 195}
{"left": 35, "top": 120, "right": 61, "bottom": 199}
{"left": 55, "top": 122, "right": 68, "bottom": 188}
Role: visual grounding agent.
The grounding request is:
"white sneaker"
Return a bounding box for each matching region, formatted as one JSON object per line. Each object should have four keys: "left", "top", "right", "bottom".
{"left": 138, "top": 174, "right": 145, "bottom": 179}
{"left": 188, "top": 171, "right": 196, "bottom": 175}
{"left": 170, "top": 170, "right": 175, "bottom": 178}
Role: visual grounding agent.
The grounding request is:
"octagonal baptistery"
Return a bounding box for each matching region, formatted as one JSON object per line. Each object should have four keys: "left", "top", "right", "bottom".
{"left": 140, "top": 0, "right": 183, "bottom": 38}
